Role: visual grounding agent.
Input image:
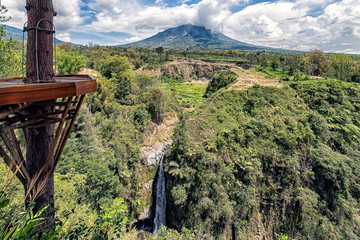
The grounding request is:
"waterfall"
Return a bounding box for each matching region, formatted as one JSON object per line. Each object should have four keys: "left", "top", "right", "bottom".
{"left": 153, "top": 155, "right": 166, "bottom": 233}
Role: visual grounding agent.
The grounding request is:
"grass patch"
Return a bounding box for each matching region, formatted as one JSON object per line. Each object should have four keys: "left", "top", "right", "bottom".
{"left": 255, "top": 65, "right": 290, "bottom": 80}
{"left": 163, "top": 83, "right": 207, "bottom": 111}
{"left": 144, "top": 60, "right": 173, "bottom": 70}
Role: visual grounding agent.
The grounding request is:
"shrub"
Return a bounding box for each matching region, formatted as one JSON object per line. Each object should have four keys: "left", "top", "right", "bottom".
{"left": 205, "top": 70, "right": 237, "bottom": 97}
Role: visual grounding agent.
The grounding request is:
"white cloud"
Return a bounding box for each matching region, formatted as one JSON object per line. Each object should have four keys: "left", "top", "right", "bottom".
{"left": 54, "top": 0, "right": 83, "bottom": 31}
{"left": 126, "top": 36, "right": 141, "bottom": 43}
{"left": 2, "top": 1, "right": 27, "bottom": 29}
{"left": 224, "top": 2, "right": 304, "bottom": 47}
{"left": 57, "top": 32, "right": 71, "bottom": 42}
{"left": 3, "top": 0, "right": 82, "bottom": 33}
{"left": 85, "top": 0, "right": 247, "bottom": 38}
{"left": 192, "top": 0, "right": 241, "bottom": 31}
{"left": 223, "top": 0, "right": 360, "bottom": 53}
{"left": 2, "top": 0, "right": 360, "bottom": 53}
{"left": 86, "top": 3, "right": 196, "bottom": 38}
{"left": 96, "top": 0, "right": 118, "bottom": 9}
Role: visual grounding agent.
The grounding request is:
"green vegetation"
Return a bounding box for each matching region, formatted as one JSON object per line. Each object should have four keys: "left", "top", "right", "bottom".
{"left": 1, "top": 19, "right": 360, "bottom": 239}
{"left": 162, "top": 83, "right": 207, "bottom": 111}
{"left": 56, "top": 46, "right": 87, "bottom": 75}
{"left": 167, "top": 80, "right": 360, "bottom": 239}
{"left": 256, "top": 66, "right": 290, "bottom": 80}
{"left": 0, "top": 26, "right": 21, "bottom": 78}
{"left": 205, "top": 70, "right": 237, "bottom": 97}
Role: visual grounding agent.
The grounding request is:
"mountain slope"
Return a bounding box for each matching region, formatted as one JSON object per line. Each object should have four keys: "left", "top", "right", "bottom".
{"left": 122, "top": 24, "right": 274, "bottom": 50}
{"left": 2, "top": 25, "right": 64, "bottom": 44}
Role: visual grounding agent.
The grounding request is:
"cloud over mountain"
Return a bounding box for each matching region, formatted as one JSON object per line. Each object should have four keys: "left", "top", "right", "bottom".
{"left": 3, "top": 0, "right": 360, "bottom": 53}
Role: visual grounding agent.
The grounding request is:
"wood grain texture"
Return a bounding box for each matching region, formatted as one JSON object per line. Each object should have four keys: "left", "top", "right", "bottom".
{"left": 0, "top": 75, "right": 97, "bottom": 105}
{"left": 26, "top": 0, "right": 56, "bottom": 82}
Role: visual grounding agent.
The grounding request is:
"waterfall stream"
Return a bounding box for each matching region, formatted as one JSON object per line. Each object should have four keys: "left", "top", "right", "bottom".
{"left": 153, "top": 156, "right": 166, "bottom": 233}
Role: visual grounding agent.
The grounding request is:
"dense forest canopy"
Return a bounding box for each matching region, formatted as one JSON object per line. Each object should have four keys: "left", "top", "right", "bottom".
{"left": 1, "top": 15, "right": 360, "bottom": 239}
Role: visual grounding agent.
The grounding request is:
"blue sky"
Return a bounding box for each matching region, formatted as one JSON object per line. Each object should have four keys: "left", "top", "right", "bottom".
{"left": 3, "top": 0, "right": 360, "bottom": 53}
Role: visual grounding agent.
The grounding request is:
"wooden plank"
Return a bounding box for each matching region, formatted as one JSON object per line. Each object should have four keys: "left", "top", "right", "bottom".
{"left": 0, "top": 75, "right": 97, "bottom": 106}
{"left": 0, "top": 86, "right": 75, "bottom": 105}
{"left": 75, "top": 80, "right": 98, "bottom": 96}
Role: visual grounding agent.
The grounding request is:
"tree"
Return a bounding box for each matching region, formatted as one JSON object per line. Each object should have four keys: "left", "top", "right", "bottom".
{"left": 24, "top": 0, "right": 57, "bottom": 225}
{"left": 101, "top": 198, "right": 129, "bottom": 234}
{"left": 57, "top": 48, "right": 87, "bottom": 75}
{"left": 285, "top": 55, "right": 302, "bottom": 76}
{"left": 330, "top": 53, "right": 354, "bottom": 81}
{"left": 205, "top": 70, "right": 237, "bottom": 97}
{"left": 155, "top": 47, "right": 164, "bottom": 55}
{"left": 145, "top": 88, "right": 169, "bottom": 124}
{"left": 271, "top": 55, "right": 280, "bottom": 71}
{"left": 113, "top": 72, "right": 133, "bottom": 104}
{"left": 0, "top": 2, "right": 20, "bottom": 78}
{"left": 0, "top": 29, "right": 21, "bottom": 78}
{"left": 0, "top": 1, "right": 10, "bottom": 23}
{"left": 305, "top": 50, "right": 329, "bottom": 76}
{"left": 97, "top": 55, "right": 132, "bottom": 79}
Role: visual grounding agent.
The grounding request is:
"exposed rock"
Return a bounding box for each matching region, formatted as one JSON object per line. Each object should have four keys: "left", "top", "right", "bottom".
{"left": 143, "top": 179, "right": 154, "bottom": 192}
{"left": 143, "top": 114, "right": 178, "bottom": 147}
{"left": 138, "top": 206, "right": 150, "bottom": 220}
{"left": 160, "top": 58, "right": 226, "bottom": 81}
{"left": 141, "top": 141, "right": 172, "bottom": 166}
{"left": 239, "top": 63, "right": 254, "bottom": 70}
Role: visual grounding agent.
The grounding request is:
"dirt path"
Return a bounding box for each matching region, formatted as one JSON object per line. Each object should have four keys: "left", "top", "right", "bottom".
{"left": 143, "top": 113, "right": 179, "bottom": 147}
{"left": 229, "top": 68, "right": 284, "bottom": 90}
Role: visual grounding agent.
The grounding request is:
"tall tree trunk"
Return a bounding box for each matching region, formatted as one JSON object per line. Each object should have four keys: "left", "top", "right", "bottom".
{"left": 26, "top": 0, "right": 55, "bottom": 82}
{"left": 24, "top": 124, "right": 55, "bottom": 225}
{"left": 25, "top": 0, "right": 56, "bottom": 226}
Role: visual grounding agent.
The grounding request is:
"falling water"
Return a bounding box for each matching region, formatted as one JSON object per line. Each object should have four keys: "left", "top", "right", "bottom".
{"left": 153, "top": 156, "right": 166, "bottom": 233}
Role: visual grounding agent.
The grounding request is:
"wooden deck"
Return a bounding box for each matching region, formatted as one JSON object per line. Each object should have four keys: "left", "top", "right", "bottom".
{"left": 0, "top": 75, "right": 97, "bottom": 105}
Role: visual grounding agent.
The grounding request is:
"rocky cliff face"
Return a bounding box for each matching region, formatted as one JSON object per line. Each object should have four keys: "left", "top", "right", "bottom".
{"left": 161, "top": 58, "right": 219, "bottom": 81}
{"left": 160, "top": 58, "right": 228, "bottom": 81}
{"left": 141, "top": 141, "right": 172, "bottom": 166}
{"left": 138, "top": 58, "right": 232, "bottom": 82}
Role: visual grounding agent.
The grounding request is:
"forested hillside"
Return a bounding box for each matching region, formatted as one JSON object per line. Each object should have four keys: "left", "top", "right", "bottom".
{"left": 1, "top": 23, "right": 360, "bottom": 239}
{"left": 167, "top": 80, "right": 360, "bottom": 239}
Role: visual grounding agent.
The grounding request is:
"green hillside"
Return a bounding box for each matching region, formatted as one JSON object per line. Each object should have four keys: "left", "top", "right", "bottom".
{"left": 167, "top": 80, "right": 360, "bottom": 239}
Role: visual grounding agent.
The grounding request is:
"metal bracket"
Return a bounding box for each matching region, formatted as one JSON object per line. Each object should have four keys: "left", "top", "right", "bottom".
{"left": 22, "top": 19, "right": 57, "bottom": 82}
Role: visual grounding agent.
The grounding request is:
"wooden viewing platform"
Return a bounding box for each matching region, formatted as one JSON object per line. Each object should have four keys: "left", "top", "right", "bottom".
{"left": 0, "top": 75, "right": 97, "bottom": 105}
{"left": 0, "top": 75, "right": 97, "bottom": 187}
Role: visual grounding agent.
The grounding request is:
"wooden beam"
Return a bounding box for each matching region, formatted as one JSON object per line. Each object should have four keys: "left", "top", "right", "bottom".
{"left": 0, "top": 76, "right": 97, "bottom": 106}
{"left": 0, "top": 145, "right": 26, "bottom": 186}
{"left": 0, "top": 131, "right": 30, "bottom": 181}
{"left": 0, "top": 103, "right": 32, "bottom": 120}
{"left": 43, "top": 97, "right": 73, "bottom": 171}
{"left": 50, "top": 95, "right": 85, "bottom": 175}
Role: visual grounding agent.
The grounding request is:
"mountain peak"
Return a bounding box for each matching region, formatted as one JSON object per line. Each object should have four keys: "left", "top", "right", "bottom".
{"left": 122, "top": 24, "right": 273, "bottom": 50}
